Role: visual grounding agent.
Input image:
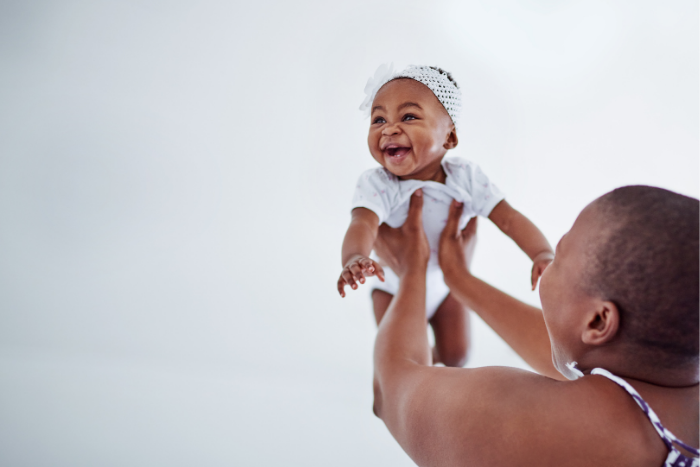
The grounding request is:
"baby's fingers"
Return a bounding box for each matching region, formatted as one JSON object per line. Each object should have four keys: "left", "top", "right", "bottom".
{"left": 358, "top": 258, "right": 385, "bottom": 282}
{"left": 349, "top": 262, "right": 367, "bottom": 284}
{"left": 337, "top": 277, "right": 348, "bottom": 297}
{"left": 371, "top": 260, "right": 385, "bottom": 282}
{"left": 341, "top": 269, "right": 358, "bottom": 292}
{"left": 358, "top": 257, "right": 376, "bottom": 274}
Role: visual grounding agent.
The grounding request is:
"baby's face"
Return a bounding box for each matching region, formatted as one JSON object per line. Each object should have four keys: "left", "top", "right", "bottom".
{"left": 368, "top": 79, "right": 457, "bottom": 181}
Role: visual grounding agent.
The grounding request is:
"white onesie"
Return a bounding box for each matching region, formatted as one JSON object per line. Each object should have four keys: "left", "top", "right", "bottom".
{"left": 351, "top": 156, "right": 505, "bottom": 319}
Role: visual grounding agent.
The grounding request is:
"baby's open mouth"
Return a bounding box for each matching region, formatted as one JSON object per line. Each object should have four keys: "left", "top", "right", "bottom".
{"left": 385, "top": 146, "right": 411, "bottom": 157}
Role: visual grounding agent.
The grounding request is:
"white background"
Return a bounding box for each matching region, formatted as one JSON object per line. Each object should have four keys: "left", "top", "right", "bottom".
{"left": 0, "top": 1, "right": 697, "bottom": 465}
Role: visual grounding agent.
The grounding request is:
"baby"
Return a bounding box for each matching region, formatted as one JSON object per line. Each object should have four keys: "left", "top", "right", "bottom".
{"left": 338, "top": 65, "right": 554, "bottom": 366}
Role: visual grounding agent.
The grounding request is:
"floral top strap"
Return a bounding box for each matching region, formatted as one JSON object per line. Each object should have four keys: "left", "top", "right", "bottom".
{"left": 591, "top": 368, "right": 699, "bottom": 467}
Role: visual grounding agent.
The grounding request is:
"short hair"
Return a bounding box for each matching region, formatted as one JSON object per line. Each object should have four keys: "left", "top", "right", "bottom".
{"left": 585, "top": 186, "right": 699, "bottom": 366}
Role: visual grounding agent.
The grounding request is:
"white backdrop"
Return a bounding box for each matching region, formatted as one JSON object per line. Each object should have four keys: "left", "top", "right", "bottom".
{"left": 0, "top": 1, "right": 697, "bottom": 466}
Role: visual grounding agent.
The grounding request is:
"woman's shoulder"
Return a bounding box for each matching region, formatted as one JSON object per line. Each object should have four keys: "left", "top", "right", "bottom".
{"left": 501, "top": 372, "right": 667, "bottom": 465}
{"left": 540, "top": 374, "right": 672, "bottom": 466}
{"left": 399, "top": 367, "right": 668, "bottom": 466}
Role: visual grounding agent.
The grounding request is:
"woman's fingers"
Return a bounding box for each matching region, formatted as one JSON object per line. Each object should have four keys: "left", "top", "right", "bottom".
{"left": 406, "top": 189, "right": 424, "bottom": 230}
{"left": 445, "top": 200, "right": 464, "bottom": 238}
{"left": 373, "top": 189, "right": 429, "bottom": 276}
{"left": 459, "top": 216, "right": 477, "bottom": 269}
{"left": 462, "top": 216, "right": 477, "bottom": 240}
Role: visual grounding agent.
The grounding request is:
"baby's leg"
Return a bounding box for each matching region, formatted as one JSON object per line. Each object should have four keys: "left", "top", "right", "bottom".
{"left": 429, "top": 293, "right": 471, "bottom": 367}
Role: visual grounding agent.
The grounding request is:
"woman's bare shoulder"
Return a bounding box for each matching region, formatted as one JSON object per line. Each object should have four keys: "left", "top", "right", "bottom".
{"left": 391, "top": 366, "right": 667, "bottom": 467}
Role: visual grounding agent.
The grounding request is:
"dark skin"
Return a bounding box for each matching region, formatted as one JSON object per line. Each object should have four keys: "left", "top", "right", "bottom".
{"left": 338, "top": 78, "right": 553, "bottom": 366}
{"left": 369, "top": 191, "right": 699, "bottom": 466}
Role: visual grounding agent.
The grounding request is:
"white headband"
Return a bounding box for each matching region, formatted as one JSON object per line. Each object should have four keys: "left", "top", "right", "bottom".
{"left": 359, "top": 64, "right": 462, "bottom": 129}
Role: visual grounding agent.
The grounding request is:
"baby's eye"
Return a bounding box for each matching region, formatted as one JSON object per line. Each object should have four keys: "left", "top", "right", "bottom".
{"left": 372, "top": 116, "right": 386, "bottom": 124}
{"left": 402, "top": 114, "right": 417, "bottom": 121}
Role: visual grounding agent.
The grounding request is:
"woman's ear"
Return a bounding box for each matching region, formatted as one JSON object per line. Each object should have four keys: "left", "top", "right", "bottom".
{"left": 443, "top": 127, "right": 458, "bottom": 150}
{"left": 581, "top": 301, "right": 620, "bottom": 346}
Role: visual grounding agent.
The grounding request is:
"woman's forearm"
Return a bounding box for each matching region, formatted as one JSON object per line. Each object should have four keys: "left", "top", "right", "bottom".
{"left": 374, "top": 270, "right": 431, "bottom": 377}
{"left": 372, "top": 190, "right": 436, "bottom": 417}
{"left": 444, "top": 267, "right": 564, "bottom": 380}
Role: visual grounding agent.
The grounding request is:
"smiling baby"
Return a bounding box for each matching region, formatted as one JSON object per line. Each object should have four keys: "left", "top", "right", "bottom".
{"left": 338, "top": 65, "right": 554, "bottom": 366}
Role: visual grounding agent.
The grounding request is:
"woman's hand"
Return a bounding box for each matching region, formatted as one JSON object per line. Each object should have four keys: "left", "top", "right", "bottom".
{"left": 374, "top": 190, "right": 430, "bottom": 278}
{"left": 439, "top": 200, "right": 478, "bottom": 284}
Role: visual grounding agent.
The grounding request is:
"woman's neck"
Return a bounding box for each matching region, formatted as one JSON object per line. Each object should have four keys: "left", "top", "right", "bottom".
{"left": 580, "top": 349, "right": 699, "bottom": 387}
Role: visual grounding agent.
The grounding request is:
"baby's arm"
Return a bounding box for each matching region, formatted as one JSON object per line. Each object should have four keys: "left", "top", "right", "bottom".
{"left": 338, "top": 207, "right": 385, "bottom": 297}
{"left": 488, "top": 200, "right": 554, "bottom": 290}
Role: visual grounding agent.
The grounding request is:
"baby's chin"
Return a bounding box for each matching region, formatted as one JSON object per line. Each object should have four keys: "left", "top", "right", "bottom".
{"left": 380, "top": 163, "right": 414, "bottom": 178}
{"left": 377, "top": 155, "right": 417, "bottom": 176}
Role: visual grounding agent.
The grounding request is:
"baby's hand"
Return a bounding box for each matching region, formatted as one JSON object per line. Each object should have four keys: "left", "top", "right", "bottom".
{"left": 338, "top": 255, "right": 385, "bottom": 297}
{"left": 531, "top": 252, "right": 554, "bottom": 291}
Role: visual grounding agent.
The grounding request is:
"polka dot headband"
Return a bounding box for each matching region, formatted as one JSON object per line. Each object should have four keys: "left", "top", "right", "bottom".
{"left": 359, "top": 64, "right": 462, "bottom": 129}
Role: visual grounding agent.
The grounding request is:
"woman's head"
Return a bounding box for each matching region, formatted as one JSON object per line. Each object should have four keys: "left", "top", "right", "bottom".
{"left": 540, "top": 186, "right": 699, "bottom": 381}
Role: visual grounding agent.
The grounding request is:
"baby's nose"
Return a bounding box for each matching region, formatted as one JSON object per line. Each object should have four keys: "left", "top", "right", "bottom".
{"left": 382, "top": 123, "right": 401, "bottom": 135}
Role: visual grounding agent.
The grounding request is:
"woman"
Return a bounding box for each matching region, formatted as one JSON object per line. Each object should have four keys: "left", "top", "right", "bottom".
{"left": 370, "top": 186, "right": 698, "bottom": 466}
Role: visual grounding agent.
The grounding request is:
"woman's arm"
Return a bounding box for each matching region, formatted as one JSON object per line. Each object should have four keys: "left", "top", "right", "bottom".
{"left": 488, "top": 200, "right": 554, "bottom": 289}
{"left": 370, "top": 192, "right": 573, "bottom": 466}
{"left": 372, "top": 191, "right": 433, "bottom": 414}
{"left": 373, "top": 191, "right": 432, "bottom": 368}
{"left": 368, "top": 197, "right": 641, "bottom": 466}
{"left": 338, "top": 208, "right": 384, "bottom": 296}
{"left": 440, "top": 201, "right": 565, "bottom": 380}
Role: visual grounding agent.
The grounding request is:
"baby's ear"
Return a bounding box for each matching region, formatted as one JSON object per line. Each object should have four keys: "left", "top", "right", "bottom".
{"left": 581, "top": 301, "right": 620, "bottom": 346}
{"left": 443, "top": 126, "right": 458, "bottom": 150}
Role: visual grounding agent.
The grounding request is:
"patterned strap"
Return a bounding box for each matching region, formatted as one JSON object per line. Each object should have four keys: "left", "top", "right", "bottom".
{"left": 591, "top": 368, "right": 699, "bottom": 467}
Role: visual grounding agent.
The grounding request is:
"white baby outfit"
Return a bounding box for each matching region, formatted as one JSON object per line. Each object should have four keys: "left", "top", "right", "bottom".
{"left": 351, "top": 156, "right": 505, "bottom": 318}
